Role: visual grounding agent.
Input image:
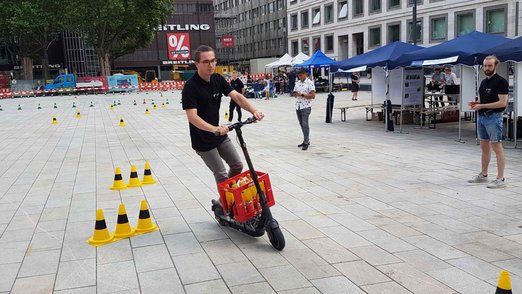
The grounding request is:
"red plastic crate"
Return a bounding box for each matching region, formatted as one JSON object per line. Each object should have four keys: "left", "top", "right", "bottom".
{"left": 217, "top": 170, "right": 275, "bottom": 223}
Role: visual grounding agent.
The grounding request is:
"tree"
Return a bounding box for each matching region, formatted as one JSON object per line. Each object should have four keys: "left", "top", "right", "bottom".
{"left": 0, "top": 0, "right": 67, "bottom": 80}
{"left": 71, "top": 0, "right": 173, "bottom": 76}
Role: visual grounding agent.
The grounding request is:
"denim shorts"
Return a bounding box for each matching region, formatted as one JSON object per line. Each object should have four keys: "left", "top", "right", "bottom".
{"left": 477, "top": 112, "right": 503, "bottom": 142}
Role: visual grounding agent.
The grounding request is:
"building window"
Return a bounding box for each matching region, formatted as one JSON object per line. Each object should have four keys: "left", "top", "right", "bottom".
{"left": 369, "top": 26, "right": 381, "bottom": 47}
{"left": 325, "top": 4, "right": 334, "bottom": 23}
{"left": 338, "top": 1, "right": 348, "bottom": 19}
{"left": 353, "top": 0, "right": 364, "bottom": 17}
{"left": 369, "top": 0, "right": 381, "bottom": 13}
{"left": 302, "top": 38, "right": 310, "bottom": 55}
{"left": 325, "top": 35, "right": 334, "bottom": 52}
{"left": 387, "top": 23, "right": 400, "bottom": 43}
{"left": 407, "top": 0, "right": 422, "bottom": 6}
{"left": 301, "top": 11, "right": 309, "bottom": 28}
{"left": 388, "top": 0, "right": 400, "bottom": 9}
{"left": 291, "top": 40, "right": 299, "bottom": 55}
{"left": 313, "top": 36, "right": 321, "bottom": 52}
{"left": 407, "top": 19, "right": 422, "bottom": 43}
{"left": 484, "top": 7, "right": 506, "bottom": 35}
{"left": 312, "top": 7, "right": 321, "bottom": 25}
{"left": 290, "top": 0, "right": 297, "bottom": 4}
{"left": 430, "top": 16, "right": 447, "bottom": 41}
{"left": 456, "top": 11, "right": 475, "bottom": 37}
{"left": 291, "top": 14, "right": 298, "bottom": 30}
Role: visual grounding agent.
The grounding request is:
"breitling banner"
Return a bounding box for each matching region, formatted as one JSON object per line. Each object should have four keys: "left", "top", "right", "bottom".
{"left": 167, "top": 33, "right": 191, "bottom": 60}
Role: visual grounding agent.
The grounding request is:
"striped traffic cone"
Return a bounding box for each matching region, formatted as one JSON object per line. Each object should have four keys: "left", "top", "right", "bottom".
{"left": 134, "top": 200, "right": 158, "bottom": 233}
{"left": 110, "top": 167, "right": 127, "bottom": 190}
{"left": 72, "top": 102, "right": 76, "bottom": 108}
{"left": 90, "top": 101, "right": 94, "bottom": 107}
{"left": 141, "top": 162, "right": 156, "bottom": 185}
{"left": 161, "top": 102, "right": 165, "bottom": 109}
{"left": 119, "top": 117, "right": 126, "bottom": 127}
{"left": 52, "top": 116, "right": 58, "bottom": 125}
{"left": 496, "top": 271, "right": 512, "bottom": 294}
{"left": 17, "top": 104, "right": 21, "bottom": 110}
{"left": 153, "top": 104, "right": 157, "bottom": 110}
{"left": 166, "top": 99, "right": 170, "bottom": 104}
{"left": 133, "top": 100, "right": 137, "bottom": 106}
{"left": 127, "top": 165, "right": 141, "bottom": 187}
{"left": 54, "top": 102, "right": 57, "bottom": 109}
{"left": 76, "top": 111, "right": 81, "bottom": 118}
{"left": 145, "top": 108, "right": 150, "bottom": 115}
{"left": 113, "top": 204, "right": 134, "bottom": 239}
{"left": 37, "top": 103, "right": 42, "bottom": 109}
{"left": 87, "top": 209, "right": 114, "bottom": 246}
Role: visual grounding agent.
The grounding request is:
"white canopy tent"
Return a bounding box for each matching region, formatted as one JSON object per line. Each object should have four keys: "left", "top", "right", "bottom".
{"left": 264, "top": 53, "right": 293, "bottom": 69}
{"left": 291, "top": 52, "right": 310, "bottom": 65}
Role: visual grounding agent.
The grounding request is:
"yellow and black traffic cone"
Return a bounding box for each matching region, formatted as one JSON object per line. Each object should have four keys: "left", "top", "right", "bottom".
{"left": 127, "top": 165, "right": 141, "bottom": 187}
{"left": 52, "top": 116, "right": 58, "bottom": 125}
{"left": 17, "top": 104, "right": 21, "bottom": 110}
{"left": 110, "top": 104, "right": 114, "bottom": 111}
{"left": 113, "top": 203, "right": 135, "bottom": 239}
{"left": 37, "top": 103, "right": 42, "bottom": 109}
{"left": 224, "top": 112, "right": 229, "bottom": 119}
{"left": 119, "top": 117, "right": 126, "bottom": 127}
{"left": 134, "top": 200, "right": 158, "bottom": 233}
{"left": 72, "top": 101, "right": 76, "bottom": 108}
{"left": 141, "top": 162, "right": 156, "bottom": 185}
{"left": 145, "top": 108, "right": 150, "bottom": 115}
{"left": 496, "top": 271, "right": 512, "bottom": 294}
{"left": 54, "top": 102, "right": 57, "bottom": 109}
{"left": 110, "top": 167, "right": 127, "bottom": 190}
{"left": 76, "top": 111, "right": 81, "bottom": 118}
{"left": 161, "top": 102, "right": 165, "bottom": 109}
{"left": 87, "top": 209, "right": 114, "bottom": 246}
{"left": 153, "top": 104, "right": 157, "bottom": 110}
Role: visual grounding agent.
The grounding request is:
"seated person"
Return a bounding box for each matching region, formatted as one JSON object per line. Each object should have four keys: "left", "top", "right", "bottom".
{"left": 428, "top": 67, "right": 444, "bottom": 91}
{"left": 443, "top": 66, "right": 458, "bottom": 103}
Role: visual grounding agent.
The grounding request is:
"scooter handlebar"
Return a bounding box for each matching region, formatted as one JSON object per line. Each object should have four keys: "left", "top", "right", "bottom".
{"left": 214, "top": 116, "right": 257, "bottom": 136}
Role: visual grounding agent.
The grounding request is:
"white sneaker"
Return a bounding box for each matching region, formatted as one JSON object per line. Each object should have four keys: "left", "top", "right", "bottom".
{"left": 487, "top": 178, "right": 506, "bottom": 189}
{"left": 468, "top": 173, "right": 488, "bottom": 183}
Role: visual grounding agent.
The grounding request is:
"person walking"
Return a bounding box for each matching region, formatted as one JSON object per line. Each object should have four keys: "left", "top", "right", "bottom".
{"left": 292, "top": 68, "right": 315, "bottom": 151}
{"left": 468, "top": 55, "right": 509, "bottom": 189}
{"left": 182, "top": 45, "right": 264, "bottom": 184}
{"left": 288, "top": 70, "right": 296, "bottom": 96}
{"left": 350, "top": 72, "right": 360, "bottom": 101}
{"left": 229, "top": 72, "right": 244, "bottom": 122}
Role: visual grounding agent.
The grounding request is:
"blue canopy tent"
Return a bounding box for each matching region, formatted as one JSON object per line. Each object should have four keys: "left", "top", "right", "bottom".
{"left": 330, "top": 42, "right": 423, "bottom": 132}
{"left": 294, "top": 50, "right": 336, "bottom": 69}
{"left": 489, "top": 35, "right": 522, "bottom": 62}
{"left": 331, "top": 41, "right": 423, "bottom": 71}
{"left": 394, "top": 31, "right": 511, "bottom": 141}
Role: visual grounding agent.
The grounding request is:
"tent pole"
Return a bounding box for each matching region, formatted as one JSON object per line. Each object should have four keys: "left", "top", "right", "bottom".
{"left": 395, "top": 68, "right": 408, "bottom": 134}
{"left": 455, "top": 64, "right": 465, "bottom": 143}
{"left": 515, "top": 62, "right": 519, "bottom": 148}
{"left": 385, "top": 67, "right": 390, "bottom": 132}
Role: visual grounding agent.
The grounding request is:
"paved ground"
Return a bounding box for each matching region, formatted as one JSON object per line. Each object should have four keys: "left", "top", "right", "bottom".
{"left": 0, "top": 89, "right": 521, "bottom": 294}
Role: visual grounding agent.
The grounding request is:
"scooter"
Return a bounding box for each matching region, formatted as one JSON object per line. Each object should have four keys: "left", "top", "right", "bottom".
{"left": 211, "top": 117, "right": 285, "bottom": 251}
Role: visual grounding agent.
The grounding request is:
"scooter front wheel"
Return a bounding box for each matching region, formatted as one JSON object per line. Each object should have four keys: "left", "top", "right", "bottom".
{"left": 266, "top": 219, "right": 285, "bottom": 251}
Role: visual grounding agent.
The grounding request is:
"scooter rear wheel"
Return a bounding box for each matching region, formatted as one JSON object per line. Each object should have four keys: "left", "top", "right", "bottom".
{"left": 267, "top": 226, "right": 285, "bottom": 251}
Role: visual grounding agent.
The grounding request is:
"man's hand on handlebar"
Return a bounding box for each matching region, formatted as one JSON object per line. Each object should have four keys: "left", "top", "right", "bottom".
{"left": 215, "top": 125, "right": 229, "bottom": 135}
{"left": 252, "top": 110, "right": 264, "bottom": 121}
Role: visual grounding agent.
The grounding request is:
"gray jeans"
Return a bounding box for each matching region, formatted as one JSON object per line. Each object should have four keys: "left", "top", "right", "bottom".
{"left": 296, "top": 107, "right": 311, "bottom": 143}
{"left": 196, "top": 137, "right": 243, "bottom": 184}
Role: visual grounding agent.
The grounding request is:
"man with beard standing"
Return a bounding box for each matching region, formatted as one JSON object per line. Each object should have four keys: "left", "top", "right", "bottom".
{"left": 468, "top": 55, "right": 509, "bottom": 188}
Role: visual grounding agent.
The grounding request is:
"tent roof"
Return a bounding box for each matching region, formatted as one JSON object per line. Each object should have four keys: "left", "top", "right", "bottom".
{"left": 394, "top": 31, "right": 511, "bottom": 67}
{"left": 265, "top": 53, "right": 293, "bottom": 68}
{"left": 291, "top": 52, "right": 310, "bottom": 65}
{"left": 488, "top": 36, "right": 522, "bottom": 62}
{"left": 294, "top": 50, "right": 336, "bottom": 68}
{"left": 330, "top": 42, "right": 423, "bottom": 71}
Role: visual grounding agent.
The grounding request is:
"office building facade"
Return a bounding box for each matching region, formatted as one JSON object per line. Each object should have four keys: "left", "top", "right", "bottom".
{"left": 287, "top": 0, "right": 520, "bottom": 62}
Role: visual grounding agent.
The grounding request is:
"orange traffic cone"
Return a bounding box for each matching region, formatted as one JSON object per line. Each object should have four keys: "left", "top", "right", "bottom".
{"left": 110, "top": 167, "right": 127, "bottom": 190}
{"left": 87, "top": 209, "right": 114, "bottom": 246}
{"left": 496, "top": 271, "right": 512, "bottom": 294}
{"left": 134, "top": 200, "right": 158, "bottom": 233}
{"left": 113, "top": 203, "right": 135, "bottom": 239}
{"left": 52, "top": 116, "right": 58, "bottom": 125}
{"left": 127, "top": 165, "right": 142, "bottom": 187}
{"left": 141, "top": 162, "right": 156, "bottom": 185}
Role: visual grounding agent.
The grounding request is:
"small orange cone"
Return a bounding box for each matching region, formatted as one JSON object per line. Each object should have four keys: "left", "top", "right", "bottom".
{"left": 127, "top": 165, "right": 142, "bottom": 187}
{"left": 113, "top": 203, "right": 135, "bottom": 239}
{"left": 87, "top": 209, "right": 114, "bottom": 246}
{"left": 134, "top": 200, "right": 158, "bottom": 233}
{"left": 496, "top": 271, "right": 512, "bottom": 294}
{"left": 52, "top": 116, "right": 58, "bottom": 125}
{"left": 110, "top": 167, "right": 127, "bottom": 190}
{"left": 145, "top": 108, "right": 150, "bottom": 115}
{"left": 141, "top": 162, "right": 156, "bottom": 185}
{"left": 119, "top": 117, "right": 126, "bottom": 127}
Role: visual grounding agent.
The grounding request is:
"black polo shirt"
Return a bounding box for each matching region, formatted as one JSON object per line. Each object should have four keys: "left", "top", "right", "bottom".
{"left": 230, "top": 78, "right": 244, "bottom": 93}
{"left": 182, "top": 72, "right": 234, "bottom": 151}
{"left": 478, "top": 73, "right": 509, "bottom": 115}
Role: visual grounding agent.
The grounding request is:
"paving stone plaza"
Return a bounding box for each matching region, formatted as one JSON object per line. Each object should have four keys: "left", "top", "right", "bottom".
{"left": 0, "top": 90, "right": 521, "bottom": 293}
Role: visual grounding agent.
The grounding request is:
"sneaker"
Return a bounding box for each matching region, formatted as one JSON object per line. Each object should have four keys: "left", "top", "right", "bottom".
{"left": 487, "top": 178, "right": 506, "bottom": 189}
{"left": 302, "top": 143, "right": 309, "bottom": 151}
{"left": 468, "top": 173, "right": 488, "bottom": 183}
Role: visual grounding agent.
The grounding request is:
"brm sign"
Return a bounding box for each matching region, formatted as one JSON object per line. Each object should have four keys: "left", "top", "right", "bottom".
{"left": 167, "top": 33, "right": 191, "bottom": 60}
